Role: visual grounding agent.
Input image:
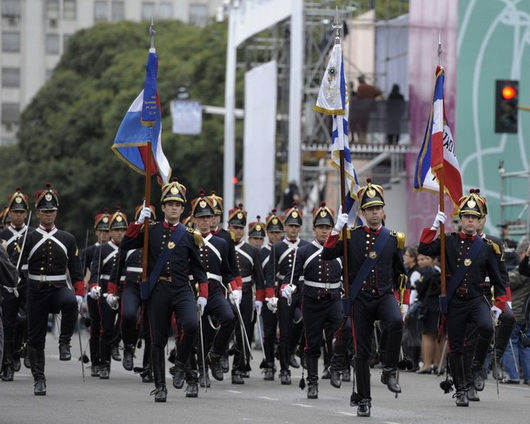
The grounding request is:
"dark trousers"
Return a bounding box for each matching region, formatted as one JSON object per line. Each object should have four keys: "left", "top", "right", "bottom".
{"left": 1, "top": 284, "right": 27, "bottom": 370}
{"left": 278, "top": 292, "right": 302, "bottom": 371}
{"left": 262, "top": 302, "right": 277, "bottom": 367}
{"left": 201, "top": 284, "right": 235, "bottom": 356}
{"left": 87, "top": 296, "right": 101, "bottom": 365}
{"left": 332, "top": 316, "right": 353, "bottom": 370}
{"left": 302, "top": 294, "right": 342, "bottom": 383}
{"left": 233, "top": 288, "right": 253, "bottom": 372}
{"left": 352, "top": 292, "right": 402, "bottom": 400}
{"left": 98, "top": 295, "right": 118, "bottom": 365}
{"left": 121, "top": 283, "right": 143, "bottom": 346}
{"left": 27, "top": 283, "right": 78, "bottom": 351}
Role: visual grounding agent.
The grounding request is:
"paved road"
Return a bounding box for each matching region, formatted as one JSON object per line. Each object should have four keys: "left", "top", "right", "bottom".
{"left": 1, "top": 333, "right": 529, "bottom": 424}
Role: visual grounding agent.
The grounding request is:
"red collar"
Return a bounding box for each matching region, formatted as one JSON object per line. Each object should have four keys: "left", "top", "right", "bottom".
{"left": 162, "top": 221, "right": 178, "bottom": 230}
{"left": 364, "top": 225, "right": 382, "bottom": 235}
{"left": 459, "top": 232, "right": 477, "bottom": 241}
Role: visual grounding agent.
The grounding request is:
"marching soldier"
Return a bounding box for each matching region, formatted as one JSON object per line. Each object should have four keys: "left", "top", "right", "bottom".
{"left": 108, "top": 205, "right": 156, "bottom": 379}
{"left": 121, "top": 179, "right": 207, "bottom": 402}
{"left": 18, "top": 184, "right": 85, "bottom": 395}
{"left": 418, "top": 189, "right": 506, "bottom": 407}
{"left": 88, "top": 209, "right": 128, "bottom": 379}
{"left": 265, "top": 204, "right": 309, "bottom": 385}
{"left": 323, "top": 179, "right": 408, "bottom": 417}
{"left": 260, "top": 210, "right": 284, "bottom": 380}
{"left": 287, "top": 203, "right": 343, "bottom": 399}
{"left": 0, "top": 188, "right": 33, "bottom": 381}
{"left": 227, "top": 206, "right": 265, "bottom": 383}
{"left": 192, "top": 192, "right": 241, "bottom": 385}
{"left": 82, "top": 210, "right": 110, "bottom": 377}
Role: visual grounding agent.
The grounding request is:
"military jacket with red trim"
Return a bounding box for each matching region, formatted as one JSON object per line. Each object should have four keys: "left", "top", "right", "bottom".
{"left": 233, "top": 240, "right": 265, "bottom": 301}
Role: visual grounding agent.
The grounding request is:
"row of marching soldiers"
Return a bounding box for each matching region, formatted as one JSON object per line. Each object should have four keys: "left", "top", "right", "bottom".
{"left": 0, "top": 178, "right": 511, "bottom": 417}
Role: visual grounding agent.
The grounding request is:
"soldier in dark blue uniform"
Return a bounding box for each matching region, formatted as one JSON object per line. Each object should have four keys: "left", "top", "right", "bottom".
{"left": 323, "top": 180, "right": 408, "bottom": 417}
{"left": 121, "top": 180, "right": 207, "bottom": 402}
{"left": 87, "top": 209, "right": 128, "bottom": 380}
{"left": 0, "top": 188, "right": 33, "bottom": 381}
{"left": 108, "top": 205, "right": 156, "bottom": 380}
{"left": 19, "top": 184, "right": 85, "bottom": 395}
{"left": 418, "top": 190, "right": 506, "bottom": 407}
{"left": 260, "top": 210, "right": 283, "bottom": 380}
{"left": 265, "top": 204, "right": 309, "bottom": 384}
{"left": 82, "top": 210, "right": 110, "bottom": 377}
{"left": 191, "top": 192, "right": 240, "bottom": 385}
{"left": 227, "top": 205, "right": 265, "bottom": 383}
{"left": 287, "top": 203, "right": 343, "bottom": 399}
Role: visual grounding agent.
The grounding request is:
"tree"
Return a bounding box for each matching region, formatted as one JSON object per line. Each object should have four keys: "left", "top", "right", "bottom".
{"left": 0, "top": 20, "right": 238, "bottom": 240}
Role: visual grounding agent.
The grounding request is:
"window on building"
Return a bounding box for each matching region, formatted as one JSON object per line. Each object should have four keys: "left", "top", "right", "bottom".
{"left": 1, "top": 0, "right": 21, "bottom": 18}
{"left": 111, "top": 1, "right": 125, "bottom": 22}
{"left": 94, "top": 1, "right": 108, "bottom": 22}
{"left": 1, "top": 103, "right": 20, "bottom": 125}
{"left": 1, "top": 67, "right": 20, "bottom": 88}
{"left": 63, "top": 34, "right": 72, "bottom": 52}
{"left": 141, "top": 2, "right": 155, "bottom": 21}
{"left": 45, "top": 34, "right": 60, "bottom": 55}
{"left": 2, "top": 31, "right": 20, "bottom": 52}
{"left": 158, "top": 2, "right": 173, "bottom": 19}
{"left": 189, "top": 4, "right": 209, "bottom": 27}
{"left": 63, "top": 0, "right": 77, "bottom": 20}
{"left": 46, "top": 0, "right": 60, "bottom": 19}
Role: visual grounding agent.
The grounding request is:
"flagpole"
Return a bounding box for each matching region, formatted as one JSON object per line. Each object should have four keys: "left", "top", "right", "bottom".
{"left": 437, "top": 35, "right": 447, "bottom": 299}
{"left": 332, "top": 9, "right": 350, "bottom": 298}
{"left": 141, "top": 20, "right": 156, "bottom": 282}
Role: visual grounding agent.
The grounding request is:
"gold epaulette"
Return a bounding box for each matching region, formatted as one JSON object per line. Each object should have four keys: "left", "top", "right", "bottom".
{"left": 230, "top": 230, "right": 236, "bottom": 242}
{"left": 487, "top": 238, "right": 501, "bottom": 255}
{"left": 339, "top": 227, "right": 352, "bottom": 240}
{"left": 391, "top": 231, "right": 406, "bottom": 250}
{"left": 187, "top": 227, "right": 204, "bottom": 247}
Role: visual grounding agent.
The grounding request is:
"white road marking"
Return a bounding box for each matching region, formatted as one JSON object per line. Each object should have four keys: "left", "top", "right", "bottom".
{"left": 226, "top": 389, "right": 243, "bottom": 394}
{"left": 293, "top": 403, "right": 313, "bottom": 408}
{"left": 258, "top": 396, "right": 279, "bottom": 401}
{"left": 338, "top": 411, "right": 356, "bottom": 417}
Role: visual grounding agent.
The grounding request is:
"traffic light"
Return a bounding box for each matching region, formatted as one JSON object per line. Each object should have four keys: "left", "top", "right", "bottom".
{"left": 495, "top": 80, "right": 519, "bottom": 133}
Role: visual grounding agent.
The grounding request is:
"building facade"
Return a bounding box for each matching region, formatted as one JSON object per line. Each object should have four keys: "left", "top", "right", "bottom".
{"left": 0, "top": 0, "right": 223, "bottom": 145}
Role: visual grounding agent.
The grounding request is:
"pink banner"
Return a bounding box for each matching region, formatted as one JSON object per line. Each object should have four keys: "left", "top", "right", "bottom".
{"left": 406, "top": 0, "right": 459, "bottom": 244}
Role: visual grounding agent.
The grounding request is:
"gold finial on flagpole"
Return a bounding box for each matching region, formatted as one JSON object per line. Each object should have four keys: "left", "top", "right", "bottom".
{"left": 438, "top": 32, "right": 442, "bottom": 66}
{"left": 149, "top": 16, "right": 156, "bottom": 50}
{"left": 332, "top": 6, "right": 342, "bottom": 44}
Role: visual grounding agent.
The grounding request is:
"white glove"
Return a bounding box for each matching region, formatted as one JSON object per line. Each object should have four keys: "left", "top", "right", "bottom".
{"left": 255, "top": 300, "right": 263, "bottom": 316}
{"left": 266, "top": 297, "right": 278, "bottom": 313}
{"left": 89, "top": 285, "right": 101, "bottom": 300}
{"left": 136, "top": 205, "right": 152, "bottom": 224}
{"left": 401, "top": 304, "right": 409, "bottom": 321}
{"left": 104, "top": 293, "right": 120, "bottom": 310}
{"left": 281, "top": 284, "right": 295, "bottom": 302}
{"left": 197, "top": 296, "right": 207, "bottom": 315}
{"left": 431, "top": 211, "right": 447, "bottom": 230}
{"left": 507, "top": 301, "right": 512, "bottom": 309}
{"left": 3, "top": 286, "right": 19, "bottom": 297}
{"left": 491, "top": 305, "right": 502, "bottom": 324}
{"left": 229, "top": 289, "right": 242, "bottom": 306}
{"left": 76, "top": 295, "right": 84, "bottom": 310}
{"left": 333, "top": 208, "right": 349, "bottom": 234}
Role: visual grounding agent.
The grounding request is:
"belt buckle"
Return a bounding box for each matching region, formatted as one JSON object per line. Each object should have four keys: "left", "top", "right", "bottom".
{"left": 456, "top": 287, "right": 468, "bottom": 296}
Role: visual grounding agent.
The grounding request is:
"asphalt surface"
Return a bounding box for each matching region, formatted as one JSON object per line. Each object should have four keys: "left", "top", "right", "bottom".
{"left": 1, "top": 332, "right": 529, "bottom": 424}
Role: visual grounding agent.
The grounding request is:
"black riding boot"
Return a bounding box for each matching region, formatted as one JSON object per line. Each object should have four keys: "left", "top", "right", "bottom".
{"left": 449, "top": 353, "right": 469, "bottom": 407}
{"left": 355, "top": 358, "right": 371, "bottom": 416}
{"left": 471, "top": 335, "right": 491, "bottom": 391}
{"left": 306, "top": 356, "right": 319, "bottom": 399}
{"left": 28, "top": 346, "right": 46, "bottom": 396}
{"left": 151, "top": 346, "right": 167, "bottom": 402}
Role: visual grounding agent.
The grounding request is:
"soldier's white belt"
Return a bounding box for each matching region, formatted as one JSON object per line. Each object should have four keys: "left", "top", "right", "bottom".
{"left": 277, "top": 273, "right": 286, "bottom": 280}
{"left": 126, "top": 267, "right": 142, "bottom": 273}
{"left": 100, "top": 274, "right": 111, "bottom": 281}
{"left": 28, "top": 274, "right": 67, "bottom": 282}
{"left": 304, "top": 280, "right": 341, "bottom": 290}
{"left": 207, "top": 272, "right": 223, "bottom": 283}
{"left": 241, "top": 276, "right": 252, "bottom": 283}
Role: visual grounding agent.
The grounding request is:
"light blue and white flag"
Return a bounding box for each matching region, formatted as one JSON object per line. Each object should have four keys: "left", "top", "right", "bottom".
{"left": 314, "top": 43, "right": 361, "bottom": 225}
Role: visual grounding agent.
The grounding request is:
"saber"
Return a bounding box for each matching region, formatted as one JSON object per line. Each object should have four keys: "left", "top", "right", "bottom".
{"left": 233, "top": 300, "right": 253, "bottom": 360}
{"left": 255, "top": 309, "right": 266, "bottom": 360}
{"left": 508, "top": 338, "right": 519, "bottom": 375}
{"left": 197, "top": 306, "right": 208, "bottom": 392}
{"left": 286, "top": 243, "right": 299, "bottom": 307}
{"left": 492, "top": 317, "right": 500, "bottom": 398}
{"left": 15, "top": 210, "right": 32, "bottom": 272}
{"left": 78, "top": 323, "right": 86, "bottom": 382}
